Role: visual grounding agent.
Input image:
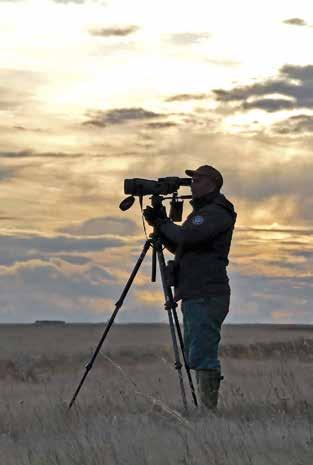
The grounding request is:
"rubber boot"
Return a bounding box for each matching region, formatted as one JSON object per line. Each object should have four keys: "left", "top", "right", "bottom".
{"left": 198, "top": 369, "right": 223, "bottom": 410}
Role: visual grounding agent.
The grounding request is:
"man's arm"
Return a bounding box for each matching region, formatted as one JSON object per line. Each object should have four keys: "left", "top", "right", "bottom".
{"left": 158, "top": 233, "right": 177, "bottom": 254}
{"left": 158, "top": 207, "right": 234, "bottom": 247}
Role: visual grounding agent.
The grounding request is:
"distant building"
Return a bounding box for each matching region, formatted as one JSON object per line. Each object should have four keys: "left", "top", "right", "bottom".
{"left": 34, "top": 320, "right": 66, "bottom": 326}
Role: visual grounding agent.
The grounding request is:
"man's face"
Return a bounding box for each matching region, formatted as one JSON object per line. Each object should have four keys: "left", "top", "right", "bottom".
{"left": 191, "top": 175, "right": 215, "bottom": 199}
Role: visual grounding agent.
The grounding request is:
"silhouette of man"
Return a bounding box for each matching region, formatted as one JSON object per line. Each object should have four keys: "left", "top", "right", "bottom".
{"left": 143, "top": 165, "right": 237, "bottom": 410}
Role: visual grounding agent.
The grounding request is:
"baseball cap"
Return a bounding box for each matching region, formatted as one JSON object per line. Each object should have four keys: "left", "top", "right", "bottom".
{"left": 185, "top": 165, "right": 223, "bottom": 190}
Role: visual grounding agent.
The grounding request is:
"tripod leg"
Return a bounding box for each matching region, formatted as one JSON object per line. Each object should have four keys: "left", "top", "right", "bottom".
{"left": 155, "top": 246, "right": 188, "bottom": 411}
{"left": 68, "top": 240, "right": 152, "bottom": 409}
{"left": 171, "top": 308, "right": 198, "bottom": 406}
{"left": 157, "top": 248, "right": 198, "bottom": 407}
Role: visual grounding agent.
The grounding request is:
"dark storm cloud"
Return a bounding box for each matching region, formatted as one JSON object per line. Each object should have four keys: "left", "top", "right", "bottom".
{"left": 213, "top": 64, "right": 313, "bottom": 112}
{"left": 89, "top": 25, "right": 139, "bottom": 37}
{"left": 283, "top": 18, "right": 309, "bottom": 27}
{"left": 59, "top": 216, "right": 139, "bottom": 236}
{"left": 166, "top": 32, "right": 211, "bottom": 46}
{"left": 165, "top": 93, "right": 209, "bottom": 102}
{"left": 273, "top": 114, "right": 313, "bottom": 134}
{"left": 83, "top": 108, "right": 163, "bottom": 128}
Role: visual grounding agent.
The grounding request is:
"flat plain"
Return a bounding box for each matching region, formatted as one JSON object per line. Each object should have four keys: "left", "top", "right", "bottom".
{"left": 1, "top": 323, "right": 313, "bottom": 465}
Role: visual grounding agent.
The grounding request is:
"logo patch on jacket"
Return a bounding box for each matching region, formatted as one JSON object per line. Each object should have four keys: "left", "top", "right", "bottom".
{"left": 192, "top": 215, "right": 204, "bottom": 225}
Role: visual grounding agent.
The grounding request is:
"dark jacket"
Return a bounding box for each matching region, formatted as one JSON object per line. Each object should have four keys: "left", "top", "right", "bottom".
{"left": 158, "top": 191, "right": 237, "bottom": 301}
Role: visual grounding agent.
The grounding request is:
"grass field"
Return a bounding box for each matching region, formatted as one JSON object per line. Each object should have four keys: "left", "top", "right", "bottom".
{"left": 1, "top": 323, "right": 313, "bottom": 465}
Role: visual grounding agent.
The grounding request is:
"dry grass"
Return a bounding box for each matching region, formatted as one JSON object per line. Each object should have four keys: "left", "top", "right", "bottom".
{"left": 0, "top": 323, "right": 313, "bottom": 465}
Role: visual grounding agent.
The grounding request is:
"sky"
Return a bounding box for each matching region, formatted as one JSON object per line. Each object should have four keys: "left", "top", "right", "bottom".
{"left": 0, "top": 0, "right": 313, "bottom": 323}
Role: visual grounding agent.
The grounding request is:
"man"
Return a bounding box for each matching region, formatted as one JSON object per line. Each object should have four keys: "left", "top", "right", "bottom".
{"left": 143, "top": 165, "right": 237, "bottom": 410}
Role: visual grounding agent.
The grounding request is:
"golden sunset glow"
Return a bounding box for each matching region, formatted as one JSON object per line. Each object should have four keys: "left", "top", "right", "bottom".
{"left": 0, "top": 0, "right": 313, "bottom": 323}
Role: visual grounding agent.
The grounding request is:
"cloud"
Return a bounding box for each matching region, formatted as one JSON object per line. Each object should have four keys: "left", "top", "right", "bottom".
{"left": 0, "top": 226, "right": 312, "bottom": 323}
{"left": 89, "top": 25, "right": 139, "bottom": 37}
{"left": 226, "top": 158, "right": 313, "bottom": 207}
{"left": 12, "top": 126, "right": 46, "bottom": 133}
{"left": 242, "top": 98, "right": 296, "bottom": 112}
{"left": 0, "top": 227, "right": 311, "bottom": 324}
{"left": 0, "top": 248, "right": 152, "bottom": 323}
{"left": 213, "top": 64, "right": 313, "bottom": 113}
{"left": 237, "top": 226, "right": 313, "bottom": 235}
{"left": 165, "top": 32, "right": 211, "bottom": 46}
{"left": 59, "top": 216, "right": 139, "bottom": 236}
{"left": 0, "top": 234, "right": 125, "bottom": 267}
{"left": 53, "top": 0, "right": 105, "bottom": 4}
{"left": 230, "top": 271, "right": 313, "bottom": 324}
{"left": 83, "top": 107, "right": 163, "bottom": 127}
{"left": 0, "top": 215, "right": 16, "bottom": 221}
{"left": 0, "top": 149, "right": 83, "bottom": 159}
{"left": 0, "top": 85, "right": 34, "bottom": 110}
{"left": 283, "top": 18, "right": 309, "bottom": 27}
{"left": 291, "top": 250, "right": 313, "bottom": 259}
{"left": 57, "top": 255, "right": 91, "bottom": 265}
{"left": 134, "top": 289, "right": 164, "bottom": 306}
{"left": 124, "top": 125, "right": 313, "bottom": 226}
{"left": 0, "top": 260, "right": 118, "bottom": 299}
{"left": 53, "top": 0, "right": 85, "bottom": 3}
{"left": 272, "top": 114, "right": 313, "bottom": 134}
{"left": 0, "top": 69, "right": 44, "bottom": 111}
{"left": 21, "top": 235, "right": 124, "bottom": 253}
{"left": 0, "top": 166, "right": 17, "bottom": 181}
{"left": 165, "top": 93, "right": 209, "bottom": 102}
{"left": 145, "top": 122, "right": 178, "bottom": 129}
{"left": 206, "top": 58, "right": 241, "bottom": 67}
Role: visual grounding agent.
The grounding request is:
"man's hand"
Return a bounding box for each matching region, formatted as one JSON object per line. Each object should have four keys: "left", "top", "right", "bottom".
{"left": 143, "top": 205, "right": 167, "bottom": 227}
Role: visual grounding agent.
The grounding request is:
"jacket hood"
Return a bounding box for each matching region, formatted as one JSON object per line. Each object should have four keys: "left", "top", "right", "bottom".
{"left": 213, "top": 193, "right": 237, "bottom": 222}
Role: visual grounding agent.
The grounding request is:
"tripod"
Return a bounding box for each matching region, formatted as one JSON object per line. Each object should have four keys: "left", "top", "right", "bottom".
{"left": 68, "top": 230, "right": 198, "bottom": 410}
